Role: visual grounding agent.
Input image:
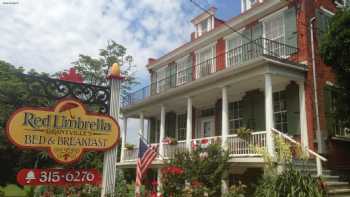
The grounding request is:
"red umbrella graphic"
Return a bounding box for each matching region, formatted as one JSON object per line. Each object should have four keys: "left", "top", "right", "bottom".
{"left": 59, "top": 102, "right": 79, "bottom": 118}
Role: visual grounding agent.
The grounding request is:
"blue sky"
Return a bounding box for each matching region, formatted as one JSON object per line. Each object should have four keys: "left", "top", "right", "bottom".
{"left": 0, "top": 0, "right": 241, "bottom": 143}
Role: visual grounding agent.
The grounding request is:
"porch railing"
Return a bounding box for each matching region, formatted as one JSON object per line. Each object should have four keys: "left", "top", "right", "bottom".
{"left": 120, "top": 131, "right": 268, "bottom": 162}
{"left": 227, "top": 131, "right": 267, "bottom": 156}
{"left": 333, "top": 126, "right": 350, "bottom": 138}
{"left": 271, "top": 128, "right": 327, "bottom": 176}
{"left": 122, "top": 147, "right": 139, "bottom": 161}
{"left": 122, "top": 38, "right": 298, "bottom": 107}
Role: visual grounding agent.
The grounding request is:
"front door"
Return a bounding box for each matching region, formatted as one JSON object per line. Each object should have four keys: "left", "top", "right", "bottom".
{"left": 200, "top": 117, "right": 215, "bottom": 137}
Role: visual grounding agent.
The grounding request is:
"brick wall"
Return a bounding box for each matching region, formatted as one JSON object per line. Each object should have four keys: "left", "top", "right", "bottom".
{"left": 296, "top": 0, "right": 337, "bottom": 151}
{"left": 216, "top": 38, "right": 226, "bottom": 71}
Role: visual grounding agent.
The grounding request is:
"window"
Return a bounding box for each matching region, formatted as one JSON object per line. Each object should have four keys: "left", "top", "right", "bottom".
{"left": 195, "top": 46, "right": 215, "bottom": 79}
{"left": 316, "top": 9, "right": 334, "bottom": 47}
{"left": 176, "top": 114, "right": 187, "bottom": 140}
{"left": 226, "top": 36, "right": 243, "bottom": 67}
{"left": 200, "top": 117, "right": 215, "bottom": 137}
{"left": 264, "top": 14, "right": 285, "bottom": 56}
{"left": 229, "top": 101, "right": 243, "bottom": 134}
{"left": 156, "top": 66, "right": 167, "bottom": 93}
{"left": 176, "top": 56, "right": 192, "bottom": 86}
{"left": 273, "top": 91, "right": 288, "bottom": 133}
{"left": 197, "top": 17, "right": 213, "bottom": 37}
{"left": 324, "top": 86, "right": 345, "bottom": 137}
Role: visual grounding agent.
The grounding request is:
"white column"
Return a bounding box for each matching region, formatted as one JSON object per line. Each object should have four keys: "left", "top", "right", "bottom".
{"left": 159, "top": 105, "right": 166, "bottom": 157}
{"left": 101, "top": 79, "right": 120, "bottom": 197}
{"left": 121, "top": 117, "right": 127, "bottom": 161}
{"left": 186, "top": 97, "right": 193, "bottom": 150}
{"left": 265, "top": 73, "right": 275, "bottom": 156}
{"left": 157, "top": 168, "right": 162, "bottom": 195}
{"left": 298, "top": 81, "right": 309, "bottom": 151}
{"left": 139, "top": 112, "right": 144, "bottom": 137}
{"left": 222, "top": 86, "right": 229, "bottom": 150}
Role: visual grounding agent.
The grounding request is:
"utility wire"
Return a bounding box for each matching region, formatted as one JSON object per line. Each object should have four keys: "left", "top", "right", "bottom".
{"left": 189, "top": 0, "right": 281, "bottom": 57}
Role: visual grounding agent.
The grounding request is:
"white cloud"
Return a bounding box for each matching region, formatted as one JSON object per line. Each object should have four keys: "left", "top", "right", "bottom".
{"left": 0, "top": 0, "right": 196, "bottom": 80}
{"left": 0, "top": 0, "right": 197, "bottom": 143}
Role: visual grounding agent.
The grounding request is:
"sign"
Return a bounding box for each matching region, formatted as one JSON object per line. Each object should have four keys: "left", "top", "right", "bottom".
{"left": 17, "top": 169, "right": 101, "bottom": 186}
{"left": 6, "top": 99, "right": 120, "bottom": 164}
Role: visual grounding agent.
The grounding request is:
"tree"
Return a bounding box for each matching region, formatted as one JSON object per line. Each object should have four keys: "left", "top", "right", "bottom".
{"left": 70, "top": 40, "right": 138, "bottom": 101}
{"left": 0, "top": 60, "right": 55, "bottom": 185}
{"left": 320, "top": 9, "right": 350, "bottom": 127}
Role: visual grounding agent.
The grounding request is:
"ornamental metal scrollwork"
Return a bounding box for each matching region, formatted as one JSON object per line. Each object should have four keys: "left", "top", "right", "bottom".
{"left": 20, "top": 74, "right": 110, "bottom": 114}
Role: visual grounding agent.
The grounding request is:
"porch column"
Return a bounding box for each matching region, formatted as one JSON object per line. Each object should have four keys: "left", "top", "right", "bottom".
{"left": 121, "top": 116, "right": 127, "bottom": 161}
{"left": 157, "top": 168, "right": 162, "bottom": 195}
{"left": 222, "top": 86, "right": 229, "bottom": 150}
{"left": 139, "top": 112, "right": 144, "bottom": 137}
{"left": 186, "top": 97, "right": 193, "bottom": 150}
{"left": 298, "top": 81, "right": 309, "bottom": 150}
{"left": 159, "top": 105, "right": 166, "bottom": 157}
{"left": 264, "top": 73, "right": 275, "bottom": 156}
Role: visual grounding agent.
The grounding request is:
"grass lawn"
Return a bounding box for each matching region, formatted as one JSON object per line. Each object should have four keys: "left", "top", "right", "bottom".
{"left": 0, "top": 184, "right": 30, "bottom": 197}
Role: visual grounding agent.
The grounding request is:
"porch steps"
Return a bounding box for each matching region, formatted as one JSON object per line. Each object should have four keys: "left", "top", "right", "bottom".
{"left": 293, "top": 160, "right": 350, "bottom": 197}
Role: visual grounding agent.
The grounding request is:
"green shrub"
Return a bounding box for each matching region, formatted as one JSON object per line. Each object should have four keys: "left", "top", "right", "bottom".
{"left": 255, "top": 165, "right": 326, "bottom": 197}
{"left": 224, "top": 181, "right": 247, "bottom": 197}
{"left": 161, "top": 144, "right": 229, "bottom": 197}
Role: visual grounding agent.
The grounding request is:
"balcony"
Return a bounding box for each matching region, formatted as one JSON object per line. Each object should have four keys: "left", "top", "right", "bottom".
{"left": 122, "top": 38, "right": 298, "bottom": 108}
{"left": 120, "top": 131, "right": 267, "bottom": 163}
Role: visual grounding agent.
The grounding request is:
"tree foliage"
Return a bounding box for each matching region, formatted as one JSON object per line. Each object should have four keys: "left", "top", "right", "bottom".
{"left": 70, "top": 40, "right": 138, "bottom": 101}
{"left": 320, "top": 9, "right": 350, "bottom": 126}
{"left": 0, "top": 60, "right": 55, "bottom": 186}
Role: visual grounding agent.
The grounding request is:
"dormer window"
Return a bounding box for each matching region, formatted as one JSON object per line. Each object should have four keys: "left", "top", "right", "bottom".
{"left": 198, "top": 17, "right": 213, "bottom": 37}
{"left": 241, "top": 0, "right": 260, "bottom": 12}
{"left": 192, "top": 7, "right": 217, "bottom": 38}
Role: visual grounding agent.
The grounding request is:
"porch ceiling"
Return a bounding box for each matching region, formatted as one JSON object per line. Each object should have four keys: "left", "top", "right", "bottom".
{"left": 126, "top": 74, "right": 293, "bottom": 118}
{"left": 122, "top": 57, "right": 307, "bottom": 118}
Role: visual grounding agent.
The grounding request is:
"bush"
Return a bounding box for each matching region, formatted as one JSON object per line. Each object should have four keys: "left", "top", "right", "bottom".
{"left": 254, "top": 135, "right": 326, "bottom": 197}
{"left": 161, "top": 144, "right": 229, "bottom": 197}
{"left": 224, "top": 181, "right": 247, "bottom": 197}
{"left": 255, "top": 165, "right": 326, "bottom": 197}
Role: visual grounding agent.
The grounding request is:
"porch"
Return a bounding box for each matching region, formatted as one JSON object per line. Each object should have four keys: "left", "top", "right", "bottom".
{"left": 120, "top": 58, "right": 310, "bottom": 166}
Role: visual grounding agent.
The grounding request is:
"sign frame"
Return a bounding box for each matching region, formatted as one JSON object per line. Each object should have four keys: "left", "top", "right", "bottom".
{"left": 6, "top": 98, "right": 120, "bottom": 164}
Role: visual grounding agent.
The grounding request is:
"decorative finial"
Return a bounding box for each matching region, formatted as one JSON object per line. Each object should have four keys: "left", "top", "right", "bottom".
{"left": 108, "top": 63, "right": 123, "bottom": 80}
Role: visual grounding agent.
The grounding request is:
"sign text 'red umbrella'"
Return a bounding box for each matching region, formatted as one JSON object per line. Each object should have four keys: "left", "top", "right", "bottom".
{"left": 6, "top": 99, "right": 120, "bottom": 164}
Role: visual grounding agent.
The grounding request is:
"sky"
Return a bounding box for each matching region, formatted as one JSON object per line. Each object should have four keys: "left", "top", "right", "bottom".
{"left": 0, "top": 0, "right": 241, "bottom": 143}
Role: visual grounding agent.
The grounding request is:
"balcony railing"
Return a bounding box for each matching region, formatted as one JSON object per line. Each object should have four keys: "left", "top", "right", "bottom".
{"left": 120, "top": 131, "right": 267, "bottom": 162}
{"left": 123, "top": 38, "right": 298, "bottom": 107}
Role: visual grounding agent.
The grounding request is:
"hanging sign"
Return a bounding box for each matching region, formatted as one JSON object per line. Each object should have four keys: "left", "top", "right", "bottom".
{"left": 6, "top": 99, "right": 120, "bottom": 164}
{"left": 17, "top": 168, "right": 101, "bottom": 186}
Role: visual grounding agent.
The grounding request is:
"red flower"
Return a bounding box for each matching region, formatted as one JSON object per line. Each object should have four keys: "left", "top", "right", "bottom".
{"left": 201, "top": 138, "right": 209, "bottom": 144}
{"left": 151, "top": 179, "right": 158, "bottom": 186}
{"left": 149, "top": 192, "right": 163, "bottom": 197}
{"left": 191, "top": 180, "right": 202, "bottom": 188}
{"left": 162, "top": 137, "right": 171, "bottom": 144}
{"left": 161, "top": 166, "right": 184, "bottom": 175}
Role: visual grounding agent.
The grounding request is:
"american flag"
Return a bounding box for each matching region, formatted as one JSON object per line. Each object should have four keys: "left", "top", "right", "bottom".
{"left": 135, "top": 138, "right": 158, "bottom": 195}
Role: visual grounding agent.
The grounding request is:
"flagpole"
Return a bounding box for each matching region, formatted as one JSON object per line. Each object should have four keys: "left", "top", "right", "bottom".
{"left": 101, "top": 63, "right": 123, "bottom": 197}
